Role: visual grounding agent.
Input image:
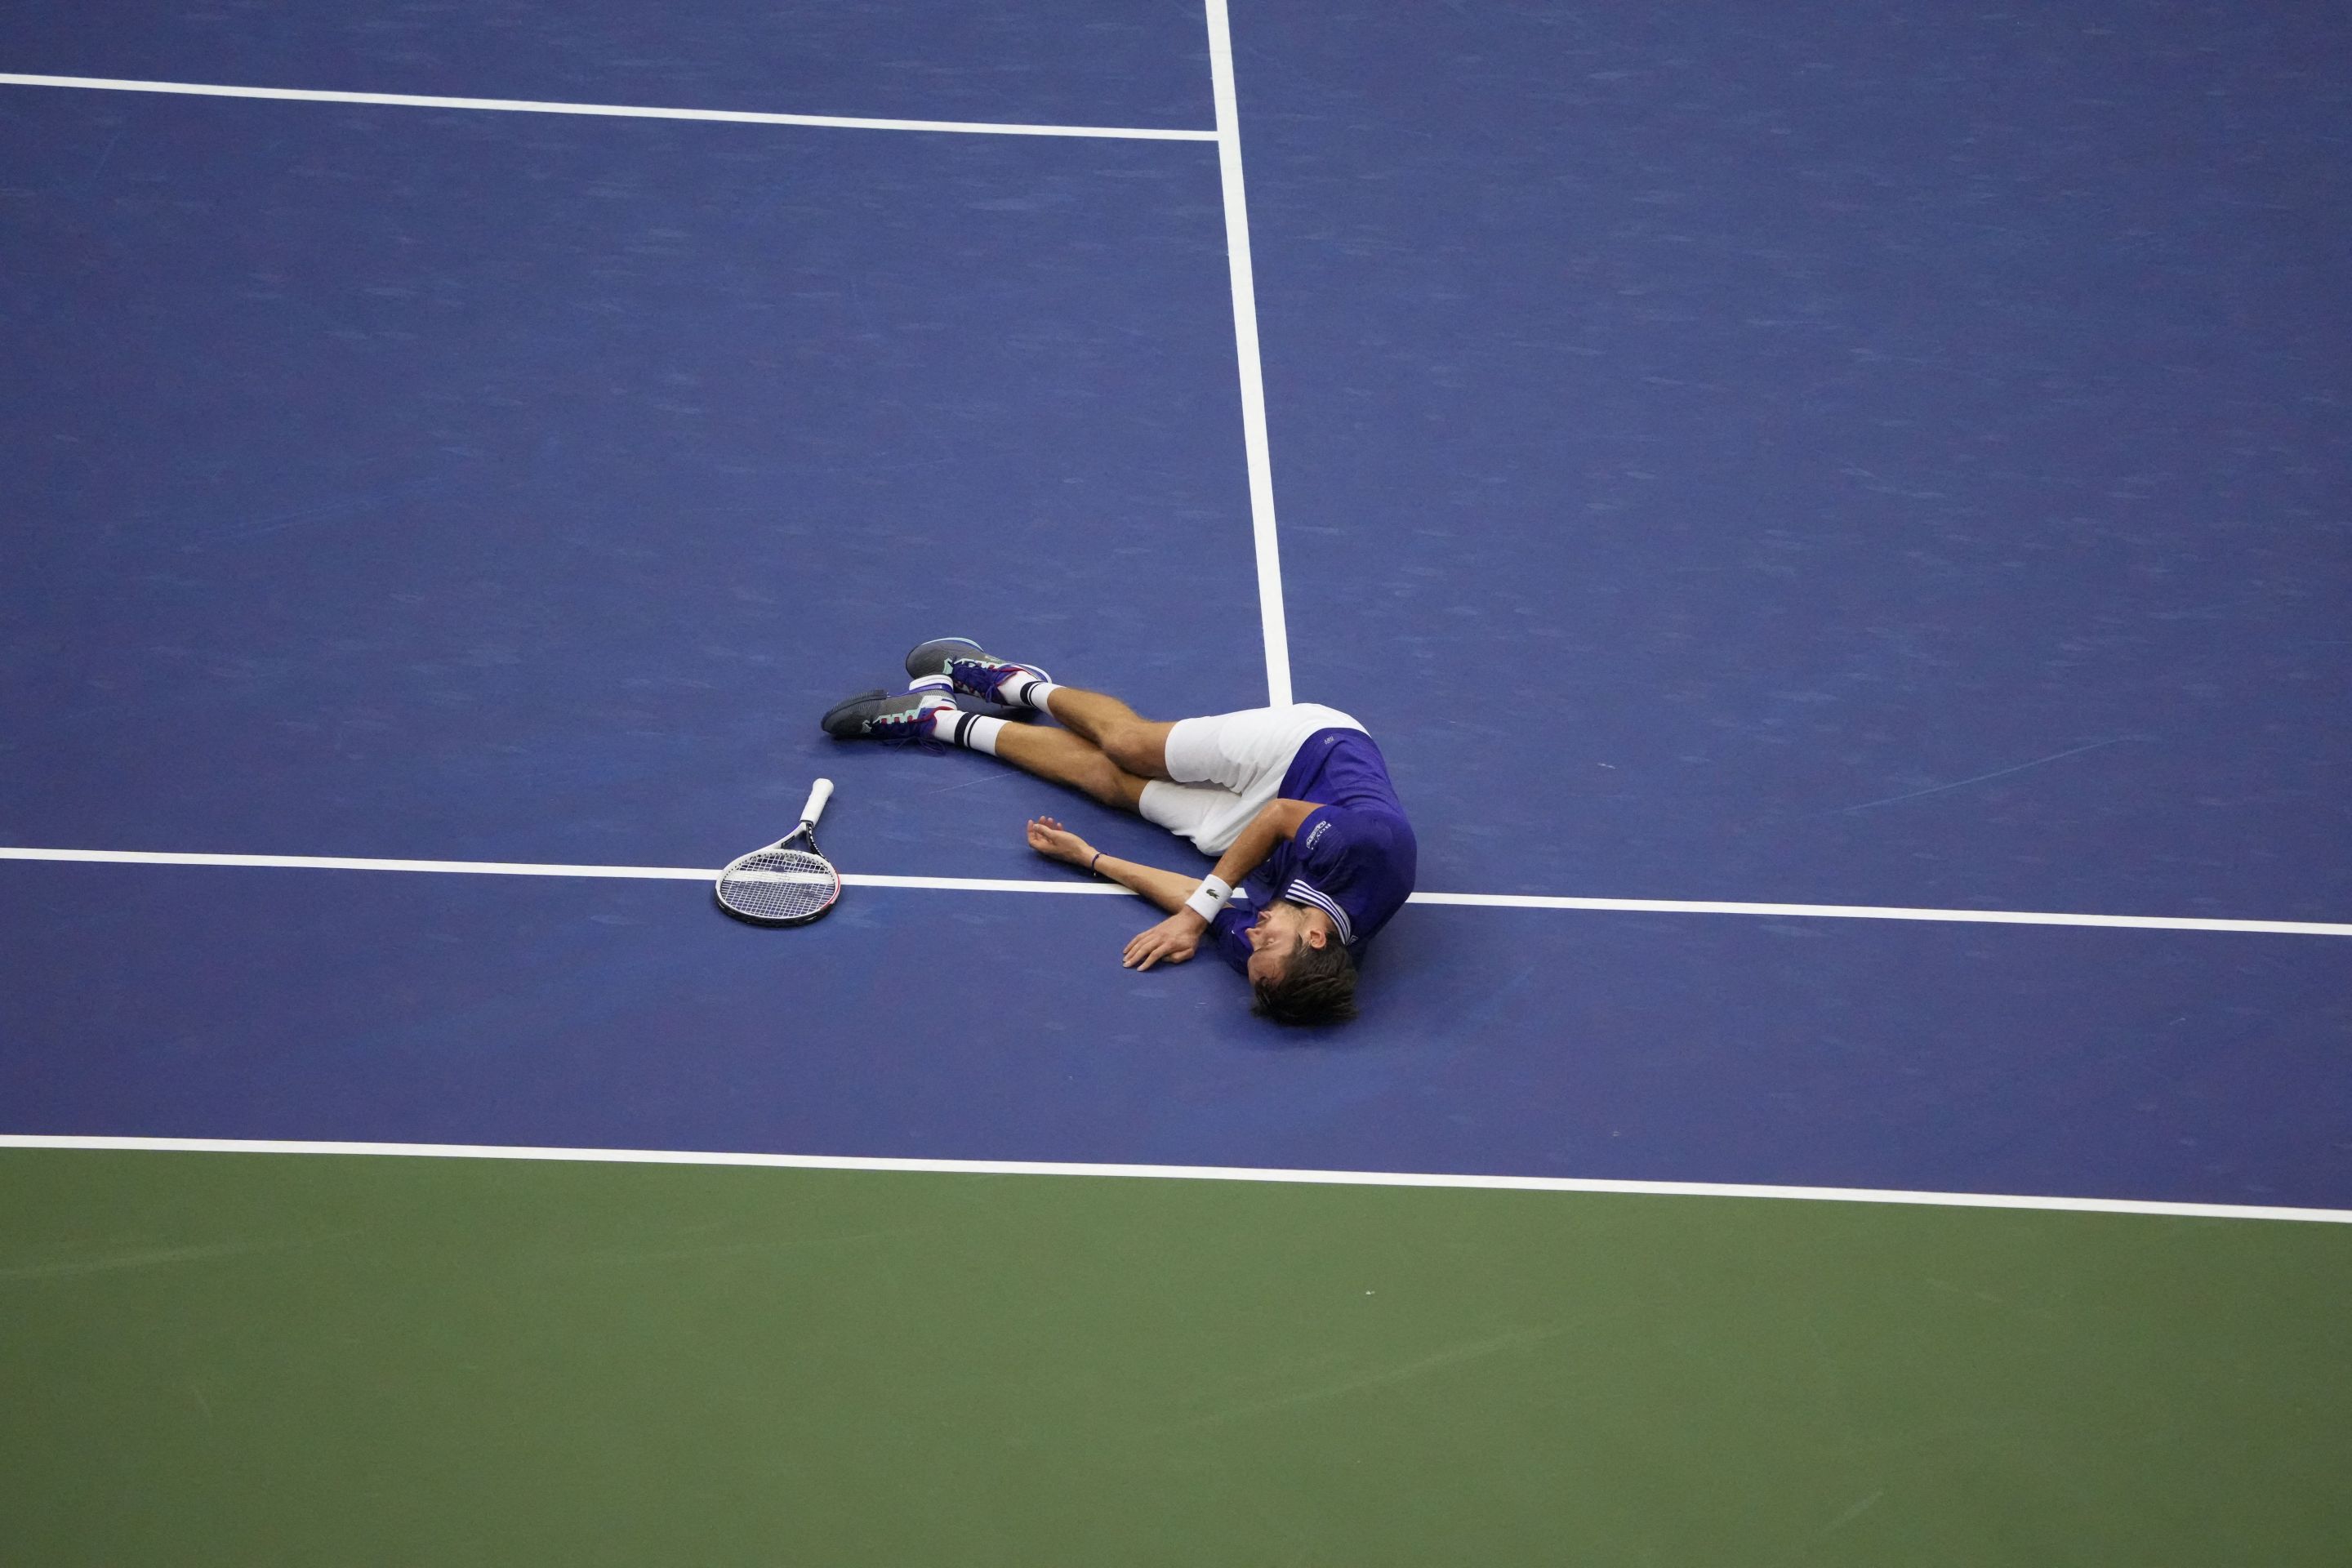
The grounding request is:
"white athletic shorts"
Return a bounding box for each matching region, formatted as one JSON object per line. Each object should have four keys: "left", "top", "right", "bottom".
{"left": 1138, "top": 703, "right": 1367, "bottom": 854}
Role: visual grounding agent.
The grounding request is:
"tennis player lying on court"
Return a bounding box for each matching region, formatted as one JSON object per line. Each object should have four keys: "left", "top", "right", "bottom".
{"left": 822, "top": 639, "right": 1417, "bottom": 1025}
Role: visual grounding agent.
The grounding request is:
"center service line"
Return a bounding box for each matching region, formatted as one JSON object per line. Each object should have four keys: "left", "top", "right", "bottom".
{"left": 1203, "top": 0, "right": 1294, "bottom": 707}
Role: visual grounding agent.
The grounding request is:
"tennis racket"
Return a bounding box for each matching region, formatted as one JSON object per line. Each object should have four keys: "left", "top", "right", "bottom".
{"left": 715, "top": 778, "right": 840, "bottom": 925}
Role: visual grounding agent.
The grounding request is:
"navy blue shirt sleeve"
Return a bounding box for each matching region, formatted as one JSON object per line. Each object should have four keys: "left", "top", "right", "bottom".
{"left": 1282, "top": 806, "right": 1364, "bottom": 944}
{"left": 1280, "top": 804, "right": 1416, "bottom": 949}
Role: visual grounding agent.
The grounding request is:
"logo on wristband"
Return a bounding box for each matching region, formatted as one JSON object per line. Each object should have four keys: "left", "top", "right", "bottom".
{"left": 1184, "top": 875, "right": 1234, "bottom": 923}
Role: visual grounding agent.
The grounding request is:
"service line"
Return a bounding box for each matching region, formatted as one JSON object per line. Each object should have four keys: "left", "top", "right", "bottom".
{"left": 4, "top": 847, "right": 2348, "bottom": 935}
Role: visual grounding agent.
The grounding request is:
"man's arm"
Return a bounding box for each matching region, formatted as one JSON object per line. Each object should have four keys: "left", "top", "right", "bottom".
{"left": 1089, "top": 851, "right": 1200, "bottom": 915}
{"left": 1120, "top": 799, "right": 1318, "bottom": 970}
{"left": 1205, "top": 798, "right": 1316, "bottom": 893}
{"left": 1025, "top": 814, "right": 1199, "bottom": 912}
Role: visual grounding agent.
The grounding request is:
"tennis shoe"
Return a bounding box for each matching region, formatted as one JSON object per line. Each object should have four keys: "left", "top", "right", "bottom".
{"left": 904, "top": 637, "right": 1052, "bottom": 705}
{"left": 822, "top": 688, "right": 1013, "bottom": 742}
{"left": 822, "top": 688, "right": 955, "bottom": 742}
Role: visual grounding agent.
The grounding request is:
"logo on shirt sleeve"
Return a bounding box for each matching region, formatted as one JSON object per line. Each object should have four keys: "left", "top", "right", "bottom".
{"left": 1303, "top": 819, "right": 1332, "bottom": 853}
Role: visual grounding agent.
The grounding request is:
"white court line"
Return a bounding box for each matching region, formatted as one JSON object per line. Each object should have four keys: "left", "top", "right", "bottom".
{"left": 4, "top": 846, "right": 2348, "bottom": 935}
{"left": 1204, "top": 0, "right": 1294, "bottom": 706}
{"left": 0, "top": 72, "right": 1220, "bottom": 141}
{"left": 1410, "top": 890, "right": 2352, "bottom": 939}
{"left": 2, "top": 1134, "right": 2345, "bottom": 1225}
{"left": 0, "top": 846, "right": 1125, "bottom": 894}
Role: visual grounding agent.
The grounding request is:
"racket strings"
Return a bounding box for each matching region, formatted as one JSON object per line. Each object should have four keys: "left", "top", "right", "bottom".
{"left": 718, "top": 849, "right": 837, "bottom": 921}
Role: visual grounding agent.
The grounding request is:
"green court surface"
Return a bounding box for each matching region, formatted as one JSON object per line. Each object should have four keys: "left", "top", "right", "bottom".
{"left": 3, "top": 1147, "right": 2348, "bottom": 1565}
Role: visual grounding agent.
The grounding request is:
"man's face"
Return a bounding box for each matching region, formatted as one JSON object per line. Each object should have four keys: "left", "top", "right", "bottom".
{"left": 1245, "top": 900, "right": 1315, "bottom": 987}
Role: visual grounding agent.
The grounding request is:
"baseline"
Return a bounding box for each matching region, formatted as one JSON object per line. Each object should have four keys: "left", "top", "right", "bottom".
{"left": 0, "top": 71, "right": 1219, "bottom": 141}
{"left": 4, "top": 1134, "right": 2346, "bottom": 1225}
{"left": 4, "top": 846, "right": 2347, "bottom": 936}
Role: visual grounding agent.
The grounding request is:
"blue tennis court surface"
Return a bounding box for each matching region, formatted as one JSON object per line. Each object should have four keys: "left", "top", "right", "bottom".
{"left": 5, "top": 859, "right": 2348, "bottom": 1207}
{"left": 6, "top": 0, "right": 2349, "bottom": 1214}
{"left": 1, "top": 87, "right": 1255, "bottom": 870}
{"left": 1245, "top": 4, "right": 2352, "bottom": 920}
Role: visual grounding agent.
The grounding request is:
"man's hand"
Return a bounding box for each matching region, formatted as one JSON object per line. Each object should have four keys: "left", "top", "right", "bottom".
{"left": 1123, "top": 909, "right": 1208, "bottom": 970}
{"left": 1027, "top": 816, "right": 1098, "bottom": 870}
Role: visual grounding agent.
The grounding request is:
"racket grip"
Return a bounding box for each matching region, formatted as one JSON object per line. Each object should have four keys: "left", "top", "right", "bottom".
{"left": 800, "top": 777, "right": 835, "bottom": 826}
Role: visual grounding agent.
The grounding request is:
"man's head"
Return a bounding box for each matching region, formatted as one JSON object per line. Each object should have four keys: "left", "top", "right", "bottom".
{"left": 1244, "top": 900, "right": 1359, "bottom": 1026}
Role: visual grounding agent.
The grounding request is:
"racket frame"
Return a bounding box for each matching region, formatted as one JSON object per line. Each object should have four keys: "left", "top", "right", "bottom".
{"left": 715, "top": 777, "right": 840, "bottom": 926}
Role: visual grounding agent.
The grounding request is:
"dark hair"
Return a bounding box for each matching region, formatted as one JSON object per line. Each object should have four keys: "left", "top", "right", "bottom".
{"left": 1251, "top": 935, "right": 1359, "bottom": 1026}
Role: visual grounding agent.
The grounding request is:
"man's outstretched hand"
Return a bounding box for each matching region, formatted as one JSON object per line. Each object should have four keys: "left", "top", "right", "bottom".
{"left": 1123, "top": 910, "right": 1206, "bottom": 970}
{"left": 1027, "top": 816, "right": 1209, "bottom": 969}
{"left": 1026, "top": 816, "right": 1097, "bottom": 869}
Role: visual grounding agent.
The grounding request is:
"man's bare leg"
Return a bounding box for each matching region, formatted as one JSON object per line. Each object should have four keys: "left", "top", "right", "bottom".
{"left": 989, "top": 721, "right": 1152, "bottom": 812}
{"left": 1030, "top": 688, "right": 1178, "bottom": 782}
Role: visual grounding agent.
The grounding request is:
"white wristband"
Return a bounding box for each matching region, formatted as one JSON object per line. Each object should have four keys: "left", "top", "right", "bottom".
{"left": 1184, "top": 875, "right": 1234, "bottom": 923}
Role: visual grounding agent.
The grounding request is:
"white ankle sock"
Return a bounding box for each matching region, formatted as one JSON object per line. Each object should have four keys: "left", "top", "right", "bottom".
{"left": 938, "top": 710, "right": 1004, "bottom": 755}
{"left": 1016, "top": 677, "right": 1062, "bottom": 712}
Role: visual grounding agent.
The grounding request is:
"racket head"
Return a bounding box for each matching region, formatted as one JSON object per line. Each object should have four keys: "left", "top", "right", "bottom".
{"left": 715, "top": 844, "right": 840, "bottom": 925}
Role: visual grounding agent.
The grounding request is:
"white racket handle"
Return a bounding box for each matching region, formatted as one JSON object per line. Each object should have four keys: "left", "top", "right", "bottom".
{"left": 799, "top": 777, "right": 835, "bottom": 826}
